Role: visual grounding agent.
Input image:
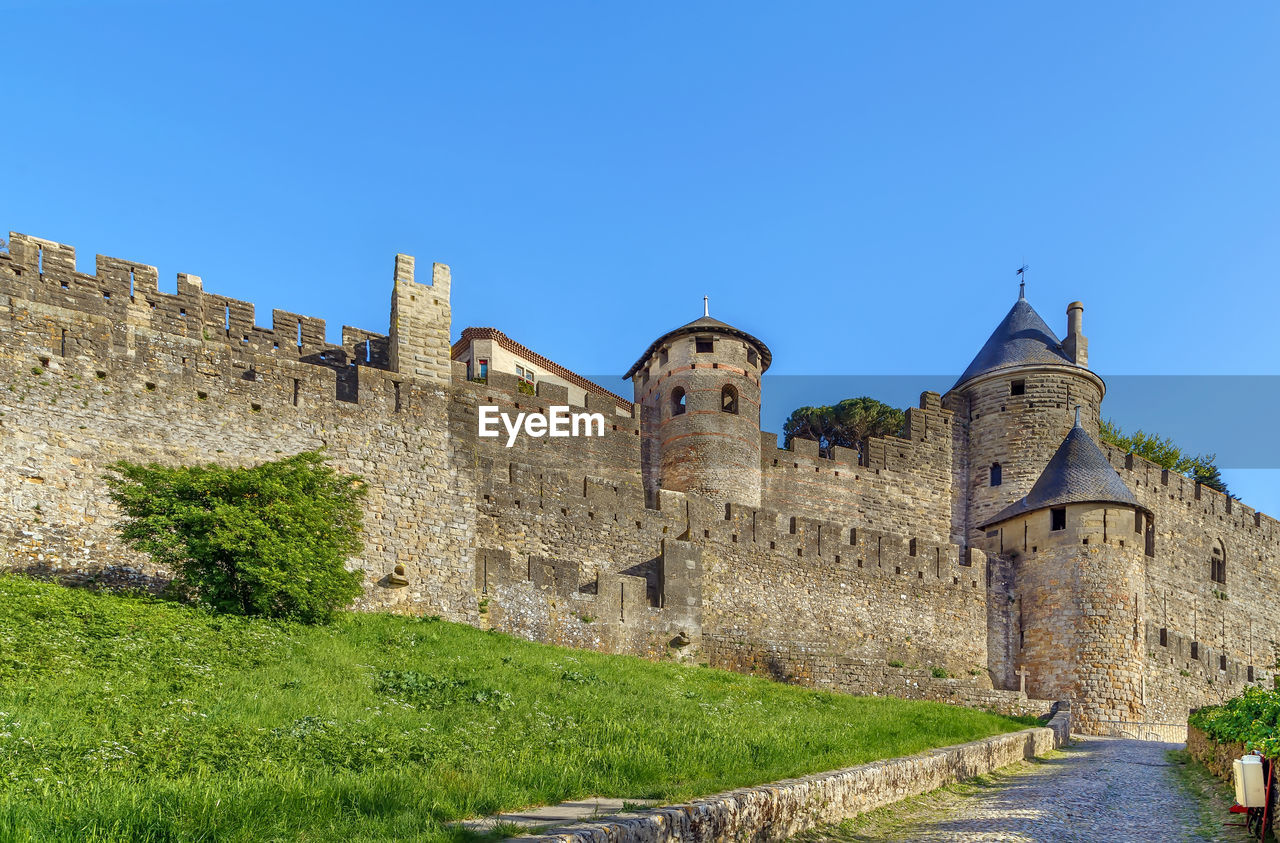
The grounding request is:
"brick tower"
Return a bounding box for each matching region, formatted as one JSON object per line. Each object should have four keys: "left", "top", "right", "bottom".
{"left": 625, "top": 303, "right": 770, "bottom": 508}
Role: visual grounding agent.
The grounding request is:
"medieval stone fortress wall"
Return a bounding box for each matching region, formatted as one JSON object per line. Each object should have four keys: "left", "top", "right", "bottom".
{"left": 3, "top": 229, "right": 1277, "bottom": 732}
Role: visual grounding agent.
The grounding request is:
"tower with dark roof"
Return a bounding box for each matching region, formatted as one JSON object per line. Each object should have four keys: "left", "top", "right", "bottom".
{"left": 944, "top": 288, "right": 1103, "bottom": 542}
{"left": 625, "top": 309, "right": 770, "bottom": 507}
{"left": 977, "top": 412, "right": 1153, "bottom": 728}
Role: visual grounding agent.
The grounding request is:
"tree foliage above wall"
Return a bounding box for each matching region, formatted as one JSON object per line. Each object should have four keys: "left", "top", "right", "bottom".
{"left": 782, "top": 397, "right": 906, "bottom": 459}
{"left": 106, "top": 451, "right": 366, "bottom": 623}
{"left": 1099, "top": 418, "right": 1230, "bottom": 496}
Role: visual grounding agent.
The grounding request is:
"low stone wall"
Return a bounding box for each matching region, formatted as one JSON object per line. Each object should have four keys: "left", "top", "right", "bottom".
{"left": 1186, "top": 723, "right": 1247, "bottom": 782}
{"left": 1187, "top": 724, "right": 1279, "bottom": 842}
{"left": 524, "top": 706, "right": 1071, "bottom": 843}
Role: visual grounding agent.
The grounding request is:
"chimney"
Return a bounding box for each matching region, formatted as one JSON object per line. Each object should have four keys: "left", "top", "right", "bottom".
{"left": 1062, "top": 301, "right": 1087, "bottom": 367}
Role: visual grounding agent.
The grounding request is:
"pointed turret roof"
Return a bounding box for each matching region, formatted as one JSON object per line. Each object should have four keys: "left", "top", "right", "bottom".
{"left": 624, "top": 313, "right": 771, "bottom": 379}
{"left": 953, "top": 291, "right": 1076, "bottom": 390}
{"left": 981, "top": 410, "right": 1144, "bottom": 528}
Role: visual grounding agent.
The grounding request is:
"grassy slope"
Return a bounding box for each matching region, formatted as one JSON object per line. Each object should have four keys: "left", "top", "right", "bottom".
{"left": 0, "top": 575, "right": 1034, "bottom": 842}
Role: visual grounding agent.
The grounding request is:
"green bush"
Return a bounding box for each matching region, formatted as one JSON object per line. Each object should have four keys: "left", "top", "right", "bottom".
{"left": 105, "top": 450, "right": 366, "bottom": 623}
{"left": 1189, "top": 685, "right": 1280, "bottom": 756}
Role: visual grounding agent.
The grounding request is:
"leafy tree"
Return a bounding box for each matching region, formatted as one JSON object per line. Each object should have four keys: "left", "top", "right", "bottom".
{"left": 783, "top": 397, "right": 905, "bottom": 458}
{"left": 1099, "top": 418, "right": 1230, "bottom": 496}
{"left": 106, "top": 451, "right": 366, "bottom": 623}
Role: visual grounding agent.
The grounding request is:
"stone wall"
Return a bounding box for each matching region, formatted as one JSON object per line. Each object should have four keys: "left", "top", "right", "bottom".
{"left": 759, "top": 393, "right": 954, "bottom": 543}
{"left": 7, "top": 229, "right": 1280, "bottom": 734}
{"left": 1186, "top": 723, "right": 1249, "bottom": 783}
{"left": 1104, "top": 446, "right": 1280, "bottom": 725}
{"left": 454, "top": 369, "right": 992, "bottom": 689}
{"left": 524, "top": 707, "right": 1071, "bottom": 843}
{"left": 1186, "top": 723, "right": 1280, "bottom": 841}
{"left": 0, "top": 234, "right": 476, "bottom": 621}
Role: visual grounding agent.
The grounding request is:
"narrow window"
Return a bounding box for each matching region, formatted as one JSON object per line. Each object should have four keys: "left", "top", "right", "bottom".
{"left": 990, "top": 462, "right": 1002, "bottom": 486}
{"left": 1134, "top": 510, "right": 1143, "bottom": 533}
{"left": 477, "top": 359, "right": 488, "bottom": 381}
{"left": 671, "top": 387, "right": 686, "bottom": 416}
{"left": 1011, "top": 379, "right": 1025, "bottom": 396}
{"left": 1249, "top": 665, "right": 1256, "bottom": 682}
{"left": 224, "top": 305, "right": 231, "bottom": 332}
{"left": 393, "top": 381, "right": 403, "bottom": 413}
{"left": 747, "top": 347, "right": 758, "bottom": 366}
{"left": 695, "top": 337, "right": 713, "bottom": 354}
{"left": 1191, "top": 642, "right": 1200, "bottom": 660}
{"left": 60, "top": 328, "right": 67, "bottom": 358}
{"left": 296, "top": 321, "right": 303, "bottom": 347}
{"left": 292, "top": 378, "right": 300, "bottom": 406}
{"left": 1159, "top": 628, "right": 1168, "bottom": 647}
{"left": 1210, "top": 541, "right": 1226, "bottom": 584}
{"left": 1220, "top": 654, "right": 1227, "bottom": 672}
{"left": 364, "top": 339, "right": 372, "bottom": 363}
{"left": 659, "top": 347, "right": 669, "bottom": 366}
{"left": 1050, "top": 507, "right": 1067, "bottom": 531}
{"left": 720, "top": 384, "right": 738, "bottom": 414}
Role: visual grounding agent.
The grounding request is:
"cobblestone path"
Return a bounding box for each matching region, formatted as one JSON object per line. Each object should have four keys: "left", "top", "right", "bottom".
{"left": 799, "top": 736, "right": 1247, "bottom": 842}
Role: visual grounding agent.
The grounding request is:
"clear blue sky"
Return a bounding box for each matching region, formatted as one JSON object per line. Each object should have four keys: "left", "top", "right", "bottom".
{"left": 4, "top": 2, "right": 1278, "bottom": 512}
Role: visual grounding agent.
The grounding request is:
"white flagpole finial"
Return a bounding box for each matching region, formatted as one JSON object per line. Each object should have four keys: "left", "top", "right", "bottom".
{"left": 703, "top": 295, "right": 709, "bottom": 317}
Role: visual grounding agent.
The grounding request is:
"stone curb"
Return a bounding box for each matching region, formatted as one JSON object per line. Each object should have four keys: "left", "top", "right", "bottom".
{"left": 521, "top": 704, "right": 1071, "bottom": 843}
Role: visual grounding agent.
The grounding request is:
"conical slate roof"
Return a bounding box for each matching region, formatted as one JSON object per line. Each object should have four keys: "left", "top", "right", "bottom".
{"left": 981, "top": 413, "right": 1143, "bottom": 528}
{"left": 954, "top": 293, "right": 1075, "bottom": 389}
{"left": 624, "top": 314, "right": 771, "bottom": 379}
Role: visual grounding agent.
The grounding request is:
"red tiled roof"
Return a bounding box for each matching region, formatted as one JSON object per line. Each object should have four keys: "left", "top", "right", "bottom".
{"left": 451, "top": 327, "right": 632, "bottom": 410}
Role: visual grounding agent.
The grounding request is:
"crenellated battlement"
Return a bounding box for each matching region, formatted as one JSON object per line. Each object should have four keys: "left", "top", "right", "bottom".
{"left": 1101, "top": 442, "right": 1279, "bottom": 539}
{"left": 0, "top": 232, "right": 440, "bottom": 388}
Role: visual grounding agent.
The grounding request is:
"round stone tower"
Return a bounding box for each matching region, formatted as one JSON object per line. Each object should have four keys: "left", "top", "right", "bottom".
{"left": 945, "top": 287, "right": 1105, "bottom": 540}
{"left": 625, "top": 305, "right": 770, "bottom": 508}
{"left": 977, "top": 414, "right": 1152, "bottom": 731}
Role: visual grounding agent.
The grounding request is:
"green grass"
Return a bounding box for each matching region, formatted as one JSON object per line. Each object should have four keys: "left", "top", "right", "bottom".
{"left": 0, "top": 574, "right": 1035, "bottom": 842}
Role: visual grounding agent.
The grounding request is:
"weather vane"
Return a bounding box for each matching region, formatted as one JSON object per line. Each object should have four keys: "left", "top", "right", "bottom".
{"left": 1016, "top": 263, "right": 1029, "bottom": 298}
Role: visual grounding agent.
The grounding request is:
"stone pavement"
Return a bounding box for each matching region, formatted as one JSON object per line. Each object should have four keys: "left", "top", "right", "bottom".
{"left": 798, "top": 736, "right": 1247, "bottom": 842}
